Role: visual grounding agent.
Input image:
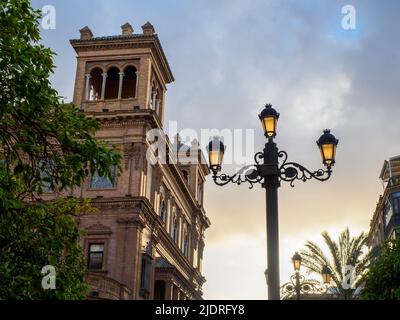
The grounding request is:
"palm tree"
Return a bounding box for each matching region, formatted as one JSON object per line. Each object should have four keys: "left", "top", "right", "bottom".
{"left": 300, "top": 228, "right": 371, "bottom": 300}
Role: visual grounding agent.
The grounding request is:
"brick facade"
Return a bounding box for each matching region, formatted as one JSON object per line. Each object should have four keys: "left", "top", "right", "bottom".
{"left": 45, "top": 22, "right": 210, "bottom": 300}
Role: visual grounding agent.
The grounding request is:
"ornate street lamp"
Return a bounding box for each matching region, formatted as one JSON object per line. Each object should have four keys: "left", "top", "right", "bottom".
{"left": 259, "top": 104, "right": 279, "bottom": 138}
{"left": 317, "top": 129, "right": 339, "bottom": 167}
{"left": 207, "top": 103, "right": 339, "bottom": 300}
{"left": 292, "top": 252, "right": 302, "bottom": 272}
{"left": 321, "top": 265, "right": 333, "bottom": 285}
{"left": 207, "top": 137, "right": 225, "bottom": 172}
{"left": 281, "top": 253, "right": 334, "bottom": 300}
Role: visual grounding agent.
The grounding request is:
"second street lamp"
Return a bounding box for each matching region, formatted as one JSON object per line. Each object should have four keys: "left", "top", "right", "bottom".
{"left": 207, "top": 103, "right": 339, "bottom": 300}
{"left": 281, "top": 253, "right": 334, "bottom": 300}
{"left": 321, "top": 265, "right": 333, "bottom": 285}
{"left": 292, "top": 252, "right": 302, "bottom": 272}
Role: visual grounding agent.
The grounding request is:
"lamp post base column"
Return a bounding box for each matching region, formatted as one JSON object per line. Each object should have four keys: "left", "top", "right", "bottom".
{"left": 266, "top": 186, "right": 280, "bottom": 300}
{"left": 263, "top": 139, "right": 281, "bottom": 300}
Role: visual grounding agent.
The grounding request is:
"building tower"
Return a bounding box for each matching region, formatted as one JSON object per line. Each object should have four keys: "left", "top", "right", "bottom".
{"left": 67, "top": 22, "right": 210, "bottom": 300}
{"left": 368, "top": 156, "right": 400, "bottom": 254}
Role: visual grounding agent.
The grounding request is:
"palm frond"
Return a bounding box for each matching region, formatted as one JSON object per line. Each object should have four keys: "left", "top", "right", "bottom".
{"left": 322, "top": 231, "right": 343, "bottom": 277}
{"left": 300, "top": 240, "right": 342, "bottom": 287}
{"left": 299, "top": 227, "right": 372, "bottom": 299}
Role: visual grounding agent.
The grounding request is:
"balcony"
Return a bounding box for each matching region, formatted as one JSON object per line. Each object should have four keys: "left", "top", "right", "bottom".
{"left": 387, "top": 176, "right": 400, "bottom": 188}
{"left": 384, "top": 214, "right": 400, "bottom": 239}
{"left": 82, "top": 98, "right": 139, "bottom": 113}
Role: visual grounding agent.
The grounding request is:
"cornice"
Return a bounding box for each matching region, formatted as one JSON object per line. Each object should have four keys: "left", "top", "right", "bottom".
{"left": 85, "top": 109, "right": 163, "bottom": 130}
{"left": 86, "top": 222, "right": 112, "bottom": 235}
{"left": 70, "top": 34, "right": 174, "bottom": 83}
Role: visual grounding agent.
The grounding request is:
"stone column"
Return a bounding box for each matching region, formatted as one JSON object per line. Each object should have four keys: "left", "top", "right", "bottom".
{"left": 84, "top": 74, "right": 91, "bottom": 101}
{"left": 164, "top": 281, "right": 173, "bottom": 300}
{"left": 199, "top": 240, "right": 204, "bottom": 273}
{"left": 101, "top": 72, "right": 107, "bottom": 100}
{"left": 172, "top": 284, "right": 179, "bottom": 300}
{"left": 118, "top": 71, "right": 124, "bottom": 99}
{"left": 135, "top": 71, "right": 139, "bottom": 98}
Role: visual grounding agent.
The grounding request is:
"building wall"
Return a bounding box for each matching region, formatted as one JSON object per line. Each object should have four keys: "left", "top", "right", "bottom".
{"left": 368, "top": 159, "right": 400, "bottom": 252}
{"left": 45, "top": 23, "right": 210, "bottom": 300}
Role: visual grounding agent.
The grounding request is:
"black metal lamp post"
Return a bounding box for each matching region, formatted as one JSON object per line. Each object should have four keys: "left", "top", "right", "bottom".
{"left": 207, "top": 103, "right": 339, "bottom": 300}
{"left": 281, "top": 253, "right": 334, "bottom": 300}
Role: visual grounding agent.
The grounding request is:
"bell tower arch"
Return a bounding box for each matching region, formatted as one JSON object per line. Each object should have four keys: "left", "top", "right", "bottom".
{"left": 70, "top": 22, "right": 174, "bottom": 126}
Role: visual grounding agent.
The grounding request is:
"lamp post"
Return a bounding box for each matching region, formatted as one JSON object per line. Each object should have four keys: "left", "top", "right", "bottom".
{"left": 292, "top": 252, "right": 302, "bottom": 299}
{"left": 207, "top": 103, "right": 339, "bottom": 300}
{"left": 281, "top": 252, "right": 333, "bottom": 300}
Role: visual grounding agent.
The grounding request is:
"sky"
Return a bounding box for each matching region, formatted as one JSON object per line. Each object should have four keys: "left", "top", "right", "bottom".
{"left": 32, "top": 0, "right": 400, "bottom": 299}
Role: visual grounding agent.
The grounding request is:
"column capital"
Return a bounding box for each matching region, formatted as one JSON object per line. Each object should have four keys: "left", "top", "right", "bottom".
{"left": 118, "top": 71, "right": 125, "bottom": 76}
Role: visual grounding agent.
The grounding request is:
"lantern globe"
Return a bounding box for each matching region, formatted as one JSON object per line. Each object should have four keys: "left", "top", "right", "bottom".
{"left": 317, "top": 129, "right": 339, "bottom": 167}
{"left": 207, "top": 137, "right": 225, "bottom": 172}
{"left": 259, "top": 104, "right": 279, "bottom": 138}
{"left": 321, "top": 265, "right": 332, "bottom": 284}
{"left": 292, "top": 252, "right": 302, "bottom": 272}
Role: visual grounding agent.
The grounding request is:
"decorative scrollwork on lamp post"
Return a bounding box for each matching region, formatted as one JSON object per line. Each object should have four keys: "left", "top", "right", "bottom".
{"left": 207, "top": 104, "right": 339, "bottom": 300}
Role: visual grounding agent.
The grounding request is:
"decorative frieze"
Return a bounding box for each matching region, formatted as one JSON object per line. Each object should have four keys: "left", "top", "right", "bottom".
{"left": 86, "top": 222, "right": 112, "bottom": 235}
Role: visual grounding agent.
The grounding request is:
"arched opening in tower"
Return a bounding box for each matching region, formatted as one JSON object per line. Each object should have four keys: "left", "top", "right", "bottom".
{"left": 105, "top": 67, "right": 119, "bottom": 100}
{"left": 89, "top": 67, "right": 102, "bottom": 101}
{"left": 122, "top": 66, "right": 137, "bottom": 99}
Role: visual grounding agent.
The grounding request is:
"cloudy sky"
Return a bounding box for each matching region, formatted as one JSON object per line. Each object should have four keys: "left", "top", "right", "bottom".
{"left": 32, "top": 0, "right": 400, "bottom": 299}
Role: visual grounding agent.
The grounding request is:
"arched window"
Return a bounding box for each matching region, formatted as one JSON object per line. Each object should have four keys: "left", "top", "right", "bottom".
{"left": 160, "top": 200, "right": 167, "bottom": 222}
{"left": 150, "top": 83, "right": 159, "bottom": 111}
{"left": 104, "top": 67, "right": 119, "bottom": 100}
{"left": 89, "top": 68, "right": 102, "bottom": 101}
{"left": 89, "top": 165, "right": 117, "bottom": 189}
{"left": 122, "top": 66, "right": 137, "bottom": 99}
{"left": 172, "top": 217, "right": 179, "bottom": 243}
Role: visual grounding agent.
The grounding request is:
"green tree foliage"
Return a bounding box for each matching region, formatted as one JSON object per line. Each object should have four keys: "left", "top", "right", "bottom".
{"left": 0, "top": 0, "right": 121, "bottom": 299}
{"left": 0, "top": 199, "right": 95, "bottom": 299}
{"left": 361, "top": 237, "right": 400, "bottom": 300}
{"left": 300, "top": 228, "right": 371, "bottom": 299}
